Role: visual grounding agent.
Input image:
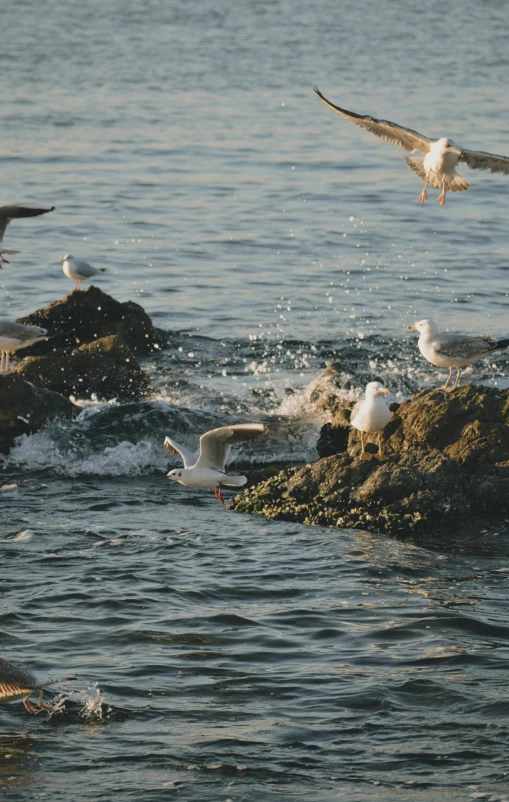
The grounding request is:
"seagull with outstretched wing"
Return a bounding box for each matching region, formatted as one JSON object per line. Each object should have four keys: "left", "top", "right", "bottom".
{"left": 314, "top": 87, "right": 509, "bottom": 206}
{"left": 164, "top": 423, "right": 268, "bottom": 503}
{"left": 0, "top": 204, "right": 55, "bottom": 264}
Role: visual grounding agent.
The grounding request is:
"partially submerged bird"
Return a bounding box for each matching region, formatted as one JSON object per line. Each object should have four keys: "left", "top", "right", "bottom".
{"left": 61, "top": 254, "right": 107, "bottom": 291}
{"left": 314, "top": 87, "right": 509, "bottom": 206}
{"left": 164, "top": 423, "right": 268, "bottom": 503}
{"left": 0, "top": 204, "right": 55, "bottom": 263}
{"left": 0, "top": 321, "right": 49, "bottom": 372}
{"left": 409, "top": 319, "right": 509, "bottom": 391}
{"left": 0, "top": 657, "right": 56, "bottom": 714}
{"left": 350, "top": 382, "right": 391, "bottom": 462}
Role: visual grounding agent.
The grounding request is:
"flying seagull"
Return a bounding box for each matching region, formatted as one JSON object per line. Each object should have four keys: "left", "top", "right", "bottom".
{"left": 0, "top": 321, "right": 49, "bottom": 372}
{"left": 0, "top": 657, "right": 58, "bottom": 714}
{"left": 350, "top": 382, "right": 391, "bottom": 461}
{"left": 61, "top": 254, "right": 107, "bottom": 291}
{"left": 409, "top": 319, "right": 509, "bottom": 391}
{"left": 164, "top": 423, "right": 268, "bottom": 503}
{"left": 314, "top": 87, "right": 509, "bottom": 206}
{"left": 0, "top": 204, "right": 55, "bottom": 263}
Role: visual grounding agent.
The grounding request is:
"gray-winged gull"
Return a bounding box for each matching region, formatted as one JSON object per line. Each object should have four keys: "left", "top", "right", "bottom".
{"left": 61, "top": 254, "right": 107, "bottom": 291}
{"left": 164, "top": 423, "right": 268, "bottom": 503}
{"left": 0, "top": 657, "right": 57, "bottom": 714}
{"left": 314, "top": 87, "right": 509, "bottom": 205}
{"left": 0, "top": 204, "right": 55, "bottom": 263}
{"left": 409, "top": 319, "right": 509, "bottom": 391}
{"left": 350, "top": 382, "right": 391, "bottom": 461}
{"left": 0, "top": 321, "right": 49, "bottom": 372}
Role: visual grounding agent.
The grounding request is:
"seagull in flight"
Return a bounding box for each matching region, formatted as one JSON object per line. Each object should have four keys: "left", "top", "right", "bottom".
{"left": 0, "top": 204, "right": 55, "bottom": 263}
{"left": 314, "top": 87, "right": 509, "bottom": 206}
{"left": 164, "top": 423, "right": 268, "bottom": 504}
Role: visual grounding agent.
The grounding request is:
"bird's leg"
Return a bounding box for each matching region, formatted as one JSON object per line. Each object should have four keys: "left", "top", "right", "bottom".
{"left": 359, "top": 432, "right": 371, "bottom": 461}
{"left": 37, "top": 692, "right": 54, "bottom": 713}
{"left": 452, "top": 367, "right": 461, "bottom": 390}
{"left": 0, "top": 252, "right": 10, "bottom": 264}
{"left": 214, "top": 486, "right": 225, "bottom": 504}
{"left": 76, "top": 280, "right": 82, "bottom": 291}
{"left": 418, "top": 178, "right": 429, "bottom": 204}
{"left": 5, "top": 352, "right": 9, "bottom": 373}
{"left": 438, "top": 177, "right": 447, "bottom": 206}
{"left": 375, "top": 432, "right": 388, "bottom": 462}
{"left": 441, "top": 366, "right": 453, "bottom": 391}
{"left": 0, "top": 352, "right": 4, "bottom": 372}
{"left": 23, "top": 695, "right": 36, "bottom": 714}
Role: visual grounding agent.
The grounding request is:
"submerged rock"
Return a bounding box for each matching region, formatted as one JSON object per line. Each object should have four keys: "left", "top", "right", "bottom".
{"left": 14, "top": 335, "right": 149, "bottom": 401}
{"left": 232, "top": 384, "right": 509, "bottom": 538}
{"left": 18, "top": 286, "right": 161, "bottom": 355}
{"left": 0, "top": 375, "right": 78, "bottom": 454}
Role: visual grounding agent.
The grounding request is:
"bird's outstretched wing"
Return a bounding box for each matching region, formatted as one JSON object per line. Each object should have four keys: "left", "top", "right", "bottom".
{"left": 313, "top": 87, "right": 432, "bottom": 154}
{"left": 0, "top": 205, "right": 55, "bottom": 243}
{"left": 459, "top": 148, "right": 509, "bottom": 175}
{"left": 196, "top": 423, "right": 268, "bottom": 471}
{"left": 163, "top": 436, "right": 198, "bottom": 468}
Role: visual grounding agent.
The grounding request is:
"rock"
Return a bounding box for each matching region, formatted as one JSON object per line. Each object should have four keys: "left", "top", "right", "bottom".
{"left": 14, "top": 334, "right": 150, "bottom": 401}
{"left": 0, "top": 374, "right": 78, "bottom": 454}
{"left": 232, "top": 384, "right": 509, "bottom": 539}
{"left": 17, "top": 286, "right": 161, "bottom": 355}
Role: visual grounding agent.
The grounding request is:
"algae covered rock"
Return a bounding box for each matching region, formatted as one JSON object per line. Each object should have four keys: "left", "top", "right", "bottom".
{"left": 15, "top": 334, "right": 149, "bottom": 401}
{"left": 18, "top": 286, "right": 161, "bottom": 355}
{"left": 232, "top": 384, "right": 509, "bottom": 538}
{"left": 0, "top": 374, "right": 78, "bottom": 454}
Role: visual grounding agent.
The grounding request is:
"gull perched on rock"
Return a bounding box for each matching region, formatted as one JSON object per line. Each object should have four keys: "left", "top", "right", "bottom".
{"left": 350, "top": 382, "right": 391, "bottom": 462}
{"left": 164, "top": 423, "right": 268, "bottom": 503}
{"left": 0, "top": 321, "right": 49, "bottom": 372}
{"left": 409, "top": 319, "right": 509, "bottom": 391}
{"left": 61, "top": 254, "right": 107, "bottom": 291}
{"left": 314, "top": 87, "right": 509, "bottom": 206}
{"left": 0, "top": 204, "right": 55, "bottom": 263}
{"left": 0, "top": 657, "right": 58, "bottom": 714}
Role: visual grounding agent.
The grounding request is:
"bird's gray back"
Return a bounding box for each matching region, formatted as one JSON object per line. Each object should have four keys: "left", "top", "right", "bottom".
{"left": 0, "top": 321, "right": 47, "bottom": 341}
{"left": 433, "top": 333, "right": 492, "bottom": 359}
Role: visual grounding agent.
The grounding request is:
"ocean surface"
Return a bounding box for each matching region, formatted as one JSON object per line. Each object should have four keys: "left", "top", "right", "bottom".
{"left": 1, "top": 0, "right": 509, "bottom": 799}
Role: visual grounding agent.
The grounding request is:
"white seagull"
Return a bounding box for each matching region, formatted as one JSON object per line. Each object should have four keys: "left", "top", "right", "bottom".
{"left": 0, "top": 657, "right": 57, "bottom": 714}
{"left": 164, "top": 423, "right": 268, "bottom": 503}
{"left": 314, "top": 87, "right": 509, "bottom": 206}
{"left": 409, "top": 319, "right": 509, "bottom": 391}
{"left": 350, "top": 382, "right": 391, "bottom": 462}
{"left": 61, "top": 254, "right": 107, "bottom": 291}
{"left": 0, "top": 321, "right": 49, "bottom": 372}
{"left": 0, "top": 204, "right": 55, "bottom": 264}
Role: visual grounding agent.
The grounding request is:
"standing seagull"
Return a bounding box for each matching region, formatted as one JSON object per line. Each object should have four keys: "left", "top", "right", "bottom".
{"left": 350, "top": 382, "right": 391, "bottom": 462}
{"left": 61, "top": 254, "right": 107, "bottom": 291}
{"left": 0, "top": 204, "right": 55, "bottom": 263}
{"left": 0, "top": 657, "right": 57, "bottom": 714}
{"left": 313, "top": 87, "right": 509, "bottom": 205}
{"left": 409, "top": 319, "right": 509, "bottom": 391}
{"left": 164, "top": 423, "right": 268, "bottom": 503}
{"left": 0, "top": 321, "right": 49, "bottom": 372}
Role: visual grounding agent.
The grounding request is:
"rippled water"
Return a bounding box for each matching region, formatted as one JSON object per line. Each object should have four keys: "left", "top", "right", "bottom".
{"left": 2, "top": 0, "right": 509, "bottom": 799}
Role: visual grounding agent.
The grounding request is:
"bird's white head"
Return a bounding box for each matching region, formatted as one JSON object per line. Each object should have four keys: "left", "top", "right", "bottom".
{"left": 438, "top": 137, "right": 461, "bottom": 155}
{"left": 166, "top": 468, "right": 183, "bottom": 484}
{"left": 408, "top": 319, "right": 439, "bottom": 338}
{"left": 61, "top": 254, "right": 72, "bottom": 263}
{"left": 365, "top": 381, "right": 390, "bottom": 399}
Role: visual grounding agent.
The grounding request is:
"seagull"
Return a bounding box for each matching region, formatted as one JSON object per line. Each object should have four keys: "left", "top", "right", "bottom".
{"left": 0, "top": 657, "right": 57, "bottom": 714}
{"left": 0, "top": 204, "right": 55, "bottom": 263}
{"left": 164, "top": 423, "right": 268, "bottom": 503}
{"left": 350, "top": 382, "right": 391, "bottom": 461}
{"left": 0, "top": 321, "right": 49, "bottom": 372}
{"left": 61, "top": 254, "right": 107, "bottom": 291}
{"left": 313, "top": 87, "right": 509, "bottom": 206}
{"left": 409, "top": 319, "right": 509, "bottom": 391}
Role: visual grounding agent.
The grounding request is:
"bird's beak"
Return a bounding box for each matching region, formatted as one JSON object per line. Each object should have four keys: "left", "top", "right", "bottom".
{"left": 408, "top": 324, "right": 417, "bottom": 330}
{"left": 379, "top": 388, "right": 390, "bottom": 394}
{"left": 448, "top": 146, "right": 462, "bottom": 155}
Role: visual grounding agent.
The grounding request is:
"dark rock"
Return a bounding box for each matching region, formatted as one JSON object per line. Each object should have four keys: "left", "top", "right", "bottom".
{"left": 14, "top": 335, "right": 150, "bottom": 401}
{"left": 18, "top": 286, "right": 161, "bottom": 356}
{"left": 0, "top": 374, "right": 78, "bottom": 454}
{"left": 232, "top": 384, "right": 509, "bottom": 539}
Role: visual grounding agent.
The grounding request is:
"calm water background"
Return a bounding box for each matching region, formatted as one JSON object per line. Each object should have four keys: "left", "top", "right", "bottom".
{"left": 1, "top": 0, "right": 509, "bottom": 799}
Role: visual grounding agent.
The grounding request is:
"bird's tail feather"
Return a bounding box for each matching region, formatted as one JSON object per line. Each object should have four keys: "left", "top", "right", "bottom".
{"left": 447, "top": 172, "right": 470, "bottom": 192}
{"left": 223, "top": 475, "right": 247, "bottom": 487}
{"left": 493, "top": 338, "right": 509, "bottom": 351}
{"left": 100, "top": 268, "right": 107, "bottom": 272}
